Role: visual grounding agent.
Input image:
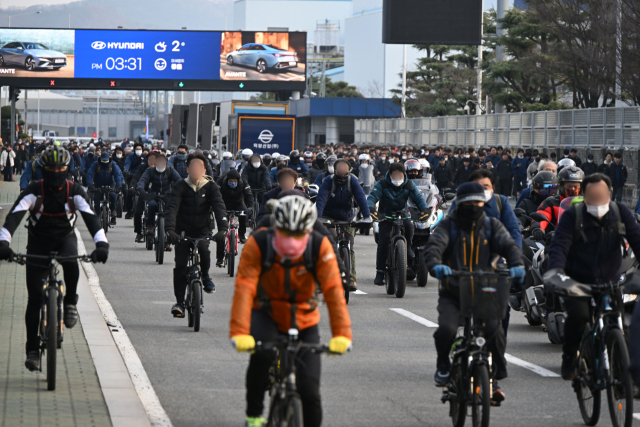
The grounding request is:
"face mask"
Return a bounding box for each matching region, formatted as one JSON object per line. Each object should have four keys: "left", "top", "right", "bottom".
{"left": 208, "top": 155, "right": 212, "bottom": 159}
{"left": 484, "top": 189, "right": 492, "bottom": 201}
{"left": 585, "top": 202, "right": 609, "bottom": 218}
{"left": 335, "top": 174, "right": 348, "bottom": 186}
{"left": 43, "top": 170, "right": 67, "bottom": 189}
{"left": 273, "top": 228, "right": 310, "bottom": 259}
{"left": 535, "top": 157, "right": 541, "bottom": 163}
{"left": 587, "top": 159, "right": 593, "bottom": 163}
{"left": 156, "top": 165, "right": 166, "bottom": 173}
{"left": 176, "top": 152, "right": 187, "bottom": 160}
{"left": 391, "top": 179, "right": 404, "bottom": 187}
{"left": 402, "top": 155, "right": 407, "bottom": 160}
{"left": 518, "top": 155, "right": 524, "bottom": 158}
{"left": 101, "top": 161, "right": 110, "bottom": 166}
{"left": 327, "top": 166, "right": 334, "bottom": 174}
{"left": 563, "top": 187, "right": 580, "bottom": 197}
{"left": 389, "top": 159, "right": 395, "bottom": 164}
{"left": 380, "top": 157, "right": 386, "bottom": 162}
{"left": 116, "top": 153, "right": 122, "bottom": 159}
{"left": 135, "top": 150, "right": 142, "bottom": 156}
{"left": 228, "top": 181, "right": 238, "bottom": 189}
{"left": 458, "top": 204, "right": 484, "bottom": 222}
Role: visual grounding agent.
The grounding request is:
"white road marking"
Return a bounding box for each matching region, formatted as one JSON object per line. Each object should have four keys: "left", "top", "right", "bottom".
{"left": 390, "top": 308, "right": 561, "bottom": 378}
{"left": 76, "top": 229, "right": 174, "bottom": 427}
{"left": 353, "top": 290, "right": 368, "bottom": 295}
{"left": 634, "top": 414, "right": 640, "bottom": 421}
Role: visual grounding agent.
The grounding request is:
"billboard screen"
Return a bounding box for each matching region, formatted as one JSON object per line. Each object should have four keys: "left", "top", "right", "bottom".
{"left": 238, "top": 115, "right": 295, "bottom": 156}
{"left": 0, "top": 28, "right": 306, "bottom": 91}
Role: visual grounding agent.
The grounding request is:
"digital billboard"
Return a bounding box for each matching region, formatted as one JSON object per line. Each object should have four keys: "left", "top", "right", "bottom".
{"left": 238, "top": 115, "right": 295, "bottom": 156}
{"left": 0, "top": 28, "right": 306, "bottom": 91}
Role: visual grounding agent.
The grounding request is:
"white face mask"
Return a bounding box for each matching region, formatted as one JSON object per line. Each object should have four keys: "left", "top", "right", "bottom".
{"left": 252, "top": 162, "right": 260, "bottom": 168}
{"left": 389, "top": 159, "right": 395, "bottom": 164}
{"left": 518, "top": 154, "right": 523, "bottom": 158}
{"left": 380, "top": 157, "right": 386, "bottom": 162}
{"left": 327, "top": 166, "right": 334, "bottom": 174}
{"left": 585, "top": 202, "right": 609, "bottom": 218}
{"left": 484, "top": 189, "right": 492, "bottom": 201}
{"left": 391, "top": 179, "right": 404, "bottom": 187}
{"left": 402, "top": 155, "right": 407, "bottom": 160}
{"left": 587, "top": 159, "right": 593, "bottom": 163}
{"left": 156, "top": 165, "right": 166, "bottom": 173}
{"left": 135, "top": 150, "right": 142, "bottom": 156}
{"left": 116, "top": 153, "right": 122, "bottom": 158}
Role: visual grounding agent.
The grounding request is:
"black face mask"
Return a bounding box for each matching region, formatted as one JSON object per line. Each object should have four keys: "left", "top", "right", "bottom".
{"left": 334, "top": 174, "right": 348, "bottom": 186}
{"left": 277, "top": 163, "right": 285, "bottom": 169}
{"left": 457, "top": 204, "right": 484, "bottom": 223}
{"left": 43, "top": 170, "right": 67, "bottom": 189}
{"left": 316, "top": 160, "right": 325, "bottom": 169}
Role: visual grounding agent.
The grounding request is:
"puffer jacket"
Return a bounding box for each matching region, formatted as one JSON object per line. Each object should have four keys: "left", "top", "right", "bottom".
{"left": 169, "top": 154, "right": 189, "bottom": 178}
{"left": 217, "top": 174, "right": 254, "bottom": 209}
{"left": 241, "top": 163, "right": 272, "bottom": 191}
{"left": 124, "top": 152, "right": 144, "bottom": 173}
{"left": 315, "top": 173, "right": 370, "bottom": 221}
{"left": 308, "top": 162, "right": 323, "bottom": 185}
{"left": 137, "top": 165, "right": 182, "bottom": 194}
{"left": 367, "top": 172, "right": 428, "bottom": 215}
{"left": 86, "top": 161, "right": 124, "bottom": 187}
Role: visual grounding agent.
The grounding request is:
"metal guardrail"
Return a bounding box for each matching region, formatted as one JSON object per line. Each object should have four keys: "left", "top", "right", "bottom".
{"left": 354, "top": 107, "right": 640, "bottom": 148}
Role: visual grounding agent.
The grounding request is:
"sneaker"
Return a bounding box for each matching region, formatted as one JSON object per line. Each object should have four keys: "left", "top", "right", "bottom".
{"left": 561, "top": 353, "right": 577, "bottom": 381}
{"left": 492, "top": 381, "right": 505, "bottom": 402}
{"left": 165, "top": 243, "right": 172, "bottom": 252}
{"left": 374, "top": 270, "right": 385, "bottom": 286}
{"left": 434, "top": 369, "right": 450, "bottom": 387}
{"left": 135, "top": 232, "right": 145, "bottom": 243}
{"left": 25, "top": 351, "right": 40, "bottom": 372}
{"left": 64, "top": 304, "right": 79, "bottom": 328}
{"left": 203, "top": 276, "right": 216, "bottom": 294}
{"left": 125, "top": 212, "right": 133, "bottom": 219}
{"left": 171, "top": 303, "right": 185, "bottom": 318}
{"left": 245, "top": 417, "right": 267, "bottom": 427}
{"left": 239, "top": 234, "right": 247, "bottom": 244}
{"left": 110, "top": 216, "right": 117, "bottom": 226}
{"left": 349, "top": 280, "right": 358, "bottom": 292}
{"left": 216, "top": 258, "right": 224, "bottom": 268}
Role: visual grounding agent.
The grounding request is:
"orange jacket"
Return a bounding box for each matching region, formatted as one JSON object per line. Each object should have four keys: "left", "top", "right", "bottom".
{"left": 229, "top": 231, "right": 352, "bottom": 340}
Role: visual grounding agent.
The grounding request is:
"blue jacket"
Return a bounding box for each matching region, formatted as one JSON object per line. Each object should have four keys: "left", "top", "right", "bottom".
{"left": 168, "top": 154, "right": 188, "bottom": 178}
{"left": 316, "top": 174, "right": 370, "bottom": 221}
{"left": 314, "top": 171, "right": 330, "bottom": 186}
{"left": 549, "top": 202, "right": 640, "bottom": 284}
{"left": 635, "top": 196, "right": 640, "bottom": 215}
{"left": 367, "top": 172, "right": 429, "bottom": 215}
{"left": 511, "top": 156, "right": 528, "bottom": 177}
{"left": 269, "top": 167, "right": 279, "bottom": 183}
{"left": 449, "top": 192, "right": 522, "bottom": 247}
{"left": 124, "top": 152, "right": 144, "bottom": 173}
{"left": 81, "top": 152, "right": 98, "bottom": 173}
{"left": 288, "top": 161, "right": 309, "bottom": 176}
{"left": 20, "top": 159, "right": 43, "bottom": 190}
{"left": 86, "top": 161, "right": 124, "bottom": 188}
{"left": 515, "top": 187, "right": 531, "bottom": 208}
{"left": 137, "top": 165, "right": 181, "bottom": 194}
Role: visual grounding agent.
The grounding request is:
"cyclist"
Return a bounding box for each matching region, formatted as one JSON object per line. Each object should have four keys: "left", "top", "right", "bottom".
{"left": 236, "top": 148, "right": 254, "bottom": 174}
{"left": 269, "top": 155, "right": 288, "bottom": 184}
{"left": 547, "top": 173, "right": 640, "bottom": 380}
{"left": 86, "top": 152, "right": 124, "bottom": 226}
{"left": 256, "top": 168, "right": 298, "bottom": 224}
{"left": 137, "top": 154, "right": 181, "bottom": 247}
{"left": 313, "top": 155, "right": 337, "bottom": 186}
{"left": 308, "top": 152, "right": 326, "bottom": 185}
{"left": 425, "top": 182, "right": 524, "bottom": 401}
{"left": 367, "top": 162, "right": 430, "bottom": 285}
{"left": 217, "top": 169, "right": 254, "bottom": 246}
{"left": 287, "top": 150, "right": 309, "bottom": 179}
{"left": 315, "top": 158, "right": 372, "bottom": 291}
{"left": 165, "top": 152, "right": 228, "bottom": 316}
{"left": 355, "top": 153, "right": 376, "bottom": 195}
{"left": 20, "top": 144, "right": 48, "bottom": 191}
{"left": 168, "top": 144, "right": 189, "bottom": 178}
{"left": 123, "top": 143, "right": 145, "bottom": 219}
{"left": 132, "top": 151, "right": 156, "bottom": 242}
{"left": 519, "top": 171, "right": 559, "bottom": 216}
{"left": 0, "top": 146, "right": 109, "bottom": 371}
{"left": 229, "top": 195, "right": 352, "bottom": 427}
{"left": 241, "top": 153, "right": 272, "bottom": 204}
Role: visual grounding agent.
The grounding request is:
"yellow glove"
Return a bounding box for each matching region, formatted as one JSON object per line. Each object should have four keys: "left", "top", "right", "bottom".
{"left": 231, "top": 334, "right": 255, "bottom": 353}
{"left": 328, "top": 336, "right": 352, "bottom": 355}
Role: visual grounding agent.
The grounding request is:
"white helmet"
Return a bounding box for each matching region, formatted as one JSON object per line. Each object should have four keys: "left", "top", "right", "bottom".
{"left": 222, "top": 151, "right": 233, "bottom": 160}
{"left": 419, "top": 158, "right": 430, "bottom": 171}
{"left": 272, "top": 152, "right": 280, "bottom": 159}
{"left": 272, "top": 196, "right": 317, "bottom": 233}
{"left": 557, "top": 158, "right": 576, "bottom": 170}
{"left": 242, "top": 148, "right": 253, "bottom": 156}
{"left": 358, "top": 153, "right": 370, "bottom": 163}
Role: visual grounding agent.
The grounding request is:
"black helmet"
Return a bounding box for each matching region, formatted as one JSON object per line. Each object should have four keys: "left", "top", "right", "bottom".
{"left": 316, "top": 152, "right": 327, "bottom": 161}
{"left": 532, "top": 171, "right": 559, "bottom": 198}
{"left": 558, "top": 166, "right": 584, "bottom": 183}
{"left": 40, "top": 146, "right": 71, "bottom": 168}
{"left": 289, "top": 150, "right": 300, "bottom": 162}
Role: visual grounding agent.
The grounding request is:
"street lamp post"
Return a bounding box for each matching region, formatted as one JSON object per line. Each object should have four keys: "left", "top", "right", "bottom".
{"left": 0, "top": 10, "right": 42, "bottom": 27}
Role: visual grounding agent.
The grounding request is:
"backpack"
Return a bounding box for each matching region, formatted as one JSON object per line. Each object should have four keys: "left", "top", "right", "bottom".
{"left": 146, "top": 166, "right": 172, "bottom": 189}
{"left": 330, "top": 173, "right": 354, "bottom": 206}
{"left": 493, "top": 193, "right": 502, "bottom": 214}
{"left": 29, "top": 180, "right": 76, "bottom": 218}
{"left": 573, "top": 201, "right": 626, "bottom": 247}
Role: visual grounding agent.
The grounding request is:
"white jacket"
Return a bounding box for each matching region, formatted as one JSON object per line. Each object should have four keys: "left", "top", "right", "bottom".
{"left": 0, "top": 150, "right": 15, "bottom": 167}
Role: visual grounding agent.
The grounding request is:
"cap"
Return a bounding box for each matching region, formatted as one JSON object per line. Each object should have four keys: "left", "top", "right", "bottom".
{"left": 456, "top": 182, "right": 487, "bottom": 204}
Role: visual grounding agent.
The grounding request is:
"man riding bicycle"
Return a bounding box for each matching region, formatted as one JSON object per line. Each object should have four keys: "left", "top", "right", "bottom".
{"left": 217, "top": 169, "right": 254, "bottom": 247}
{"left": 165, "top": 152, "right": 229, "bottom": 317}
{"left": 86, "top": 152, "right": 124, "bottom": 226}
{"left": 123, "top": 142, "right": 145, "bottom": 219}
{"left": 229, "top": 195, "right": 352, "bottom": 427}
{"left": 367, "top": 162, "right": 430, "bottom": 285}
{"left": 241, "top": 153, "right": 272, "bottom": 204}
{"left": 0, "top": 146, "right": 109, "bottom": 371}
{"left": 425, "top": 182, "right": 524, "bottom": 402}
{"left": 315, "top": 158, "right": 372, "bottom": 291}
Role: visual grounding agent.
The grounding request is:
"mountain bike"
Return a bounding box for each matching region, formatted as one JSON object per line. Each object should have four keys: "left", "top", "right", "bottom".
{"left": 320, "top": 218, "right": 362, "bottom": 305}
{"left": 380, "top": 211, "right": 410, "bottom": 298}
{"left": 179, "top": 233, "right": 212, "bottom": 332}
{"left": 94, "top": 186, "right": 113, "bottom": 234}
{"left": 545, "top": 270, "right": 638, "bottom": 427}
{"left": 223, "top": 210, "right": 242, "bottom": 277}
{"left": 141, "top": 192, "right": 169, "bottom": 264}
{"left": 248, "top": 188, "right": 266, "bottom": 229}
{"left": 250, "top": 329, "right": 343, "bottom": 427}
{"left": 441, "top": 270, "right": 511, "bottom": 427}
{"left": 10, "top": 252, "right": 93, "bottom": 391}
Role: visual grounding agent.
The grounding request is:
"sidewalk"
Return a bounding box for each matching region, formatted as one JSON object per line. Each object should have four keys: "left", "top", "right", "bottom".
{"left": 0, "top": 179, "right": 112, "bottom": 427}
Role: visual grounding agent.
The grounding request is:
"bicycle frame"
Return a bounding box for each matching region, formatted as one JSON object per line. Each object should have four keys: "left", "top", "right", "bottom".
{"left": 384, "top": 213, "right": 408, "bottom": 274}
{"left": 39, "top": 260, "right": 64, "bottom": 358}
{"left": 225, "top": 211, "right": 240, "bottom": 256}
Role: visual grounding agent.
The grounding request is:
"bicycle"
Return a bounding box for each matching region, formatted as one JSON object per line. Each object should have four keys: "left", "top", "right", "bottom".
{"left": 441, "top": 270, "right": 511, "bottom": 427}
{"left": 179, "top": 233, "right": 213, "bottom": 332}
{"left": 222, "top": 210, "right": 242, "bottom": 277}
{"left": 10, "top": 252, "right": 93, "bottom": 391}
{"left": 94, "top": 186, "right": 113, "bottom": 234}
{"left": 141, "top": 192, "right": 169, "bottom": 265}
{"left": 248, "top": 188, "right": 266, "bottom": 229}
{"left": 378, "top": 211, "right": 410, "bottom": 298}
{"left": 320, "top": 218, "right": 363, "bottom": 305}
{"left": 545, "top": 270, "right": 638, "bottom": 427}
{"left": 248, "top": 329, "right": 342, "bottom": 427}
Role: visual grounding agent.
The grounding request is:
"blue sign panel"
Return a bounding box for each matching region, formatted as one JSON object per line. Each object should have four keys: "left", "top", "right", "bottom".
{"left": 238, "top": 116, "right": 295, "bottom": 156}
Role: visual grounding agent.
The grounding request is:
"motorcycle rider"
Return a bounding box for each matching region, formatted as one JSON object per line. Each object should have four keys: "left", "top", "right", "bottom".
{"left": 269, "top": 155, "right": 288, "bottom": 184}
{"left": 519, "top": 171, "right": 559, "bottom": 216}
{"left": 516, "top": 160, "right": 558, "bottom": 208}
{"left": 236, "top": 148, "right": 253, "bottom": 175}
{"left": 218, "top": 152, "right": 237, "bottom": 177}
{"left": 287, "top": 150, "right": 309, "bottom": 179}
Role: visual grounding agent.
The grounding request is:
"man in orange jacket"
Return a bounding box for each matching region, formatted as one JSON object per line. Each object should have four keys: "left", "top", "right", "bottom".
{"left": 229, "top": 195, "right": 352, "bottom": 427}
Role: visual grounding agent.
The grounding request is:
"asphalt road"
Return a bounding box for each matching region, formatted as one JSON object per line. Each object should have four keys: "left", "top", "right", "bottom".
{"left": 78, "top": 218, "right": 639, "bottom": 427}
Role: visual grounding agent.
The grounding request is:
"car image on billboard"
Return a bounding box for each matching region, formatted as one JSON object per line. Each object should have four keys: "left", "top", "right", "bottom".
{"left": 220, "top": 32, "right": 305, "bottom": 81}
{"left": 0, "top": 29, "right": 74, "bottom": 77}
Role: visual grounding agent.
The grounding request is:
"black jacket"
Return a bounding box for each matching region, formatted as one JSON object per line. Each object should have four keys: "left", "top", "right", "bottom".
{"left": 165, "top": 176, "right": 228, "bottom": 236}
{"left": 454, "top": 165, "right": 475, "bottom": 186}
{"left": 241, "top": 163, "right": 272, "bottom": 192}
{"left": 433, "top": 164, "right": 454, "bottom": 187}
{"left": 375, "top": 159, "right": 390, "bottom": 179}
{"left": 256, "top": 186, "right": 282, "bottom": 223}
{"left": 519, "top": 192, "right": 546, "bottom": 216}
{"left": 607, "top": 162, "right": 628, "bottom": 187}
{"left": 217, "top": 175, "right": 254, "bottom": 210}
{"left": 495, "top": 159, "right": 513, "bottom": 180}
{"left": 113, "top": 154, "right": 126, "bottom": 174}
{"left": 581, "top": 161, "right": 598, "bottom": 176}
{"left": 308, "top": 162, "right": 324, "bottom": 185}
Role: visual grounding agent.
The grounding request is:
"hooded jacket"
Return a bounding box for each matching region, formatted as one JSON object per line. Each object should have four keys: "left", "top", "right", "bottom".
{"left": 367, "top": 172, "right": 428, "bottom": 215}
{"left": 86, "top": 160, "right": 124, "bottom": 188}
{"left": 217, "top": 172, "right": 255, "bottom": 209}
{"left": 241, "top": 163, "right": 272, "bottom": 192}
{"left": 315, "top": 173, "right": 370, "bottom": 221}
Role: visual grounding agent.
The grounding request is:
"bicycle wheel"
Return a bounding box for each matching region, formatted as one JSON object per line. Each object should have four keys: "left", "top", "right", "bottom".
{"left": 283, "top": 394, "right": 304, "bottom": 427}
{"left": 470, "top": 364, "right": 490, "bottom": 427}
{"left": 101, "top": 204, "right": 109, "bottom": 234}
{"left": 187, "top": 278, "right": 194, "bottom": 328}
{"left": 156, "top": 217, "right": 165, "bottom": 265}
{"left": 46, "top": 290, "right": 58, "bottom": 391}
{"left": 192, "top": 280, "right": 202, "bottom": 332}
{"left": 228, "top": 230, "right": 236, "bottom": 277}
{"left": 340, "top": 246, "right": 350, "bottom": 304}
{"left": 449, "top": 364, "right": 467, "bottom": 427}
{"left": 116, "top": 194, "right": 123, "bottom": 218}
{"left": 417, "top": 250, "right": 428, "bottom": 287}
{"left": 606, "top": 328, "right": 633, "bottom": 427}
{"left": 393, "top": 240, "right": 407, "bottom": 298}
{"left": 577, "top": 340, "right": 601, "bottom": 426}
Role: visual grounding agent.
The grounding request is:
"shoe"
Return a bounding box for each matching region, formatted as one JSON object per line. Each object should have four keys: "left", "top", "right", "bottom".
{"left": 203, "top": 276, "right": 216, "bottom": 294}
{"left": 561, "top": 353, "right": 577, "bottom": 381}
{"left": 492, "top": 381, "right": 505, "bottom": 403}
{"left": 509, "top": 295, "right": 522, "bottom": 311}
{"left": 407, "top": 248, "right": 415, "bottom": 258}
{"left": 216, "top": 258, "right": 224, "bottom": 267}
{"left": 171, "top": 303, "right": 185, "bottom": 318}
{"left": 374, "top": 270, "right": 385, "bottom": 286}
{"left": 349, "top": 280, "right": 358, "bottom": 292}
{"left": 110, "top": 216, "right": 117, "bottom": 226}
{"left": 25, "top": 351, "right": 40, "bottom": 372}
{"left": 146, "top": 226, "right": 154, "bottom": 235}
{"left": 239, "top": 234, "right": 247, "bottom": 244}
{"left": 434, "top": 368, "right": 450, "bottom": 387}
{"left": 64, "top": 304, "right": 79, "bottom": 328}
{"left": 135, "top": 232, "right": 145, "bottom": 243}
{"left": 165, "top": 243, "right": 172, "bottom": 252}
{"left": 125, "top": 212, "right": 133, "bottom": 219}
{"left": 245, "top": 417, "right": 267, "bottom": 427}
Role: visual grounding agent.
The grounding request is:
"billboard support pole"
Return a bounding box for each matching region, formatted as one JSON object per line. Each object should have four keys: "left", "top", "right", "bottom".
{"left": 24, "top": 90, "right": 27, "bottom": 136}
{"left": 37, "top": 90, "right": 40, "bottom": 134}
{"left": 401, "top": 44, "right": 407, "bottom": 118}
{"left": 97, "top": 92, "right": 100, "bottom": 140}
{"left": 10, "top": 87, "right": 15, "bottom": 146}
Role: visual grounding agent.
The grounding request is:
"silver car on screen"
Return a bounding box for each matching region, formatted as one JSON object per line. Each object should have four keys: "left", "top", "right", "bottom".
{"left": 0, "top": 42, "right": 67, "bottom": 70}
{"left": 226, "top": 43, "right": 297, "bottom": 73}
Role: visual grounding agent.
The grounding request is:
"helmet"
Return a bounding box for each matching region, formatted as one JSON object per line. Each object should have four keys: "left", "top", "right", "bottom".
{"left": 304, "top": 151, "right": 313, "bottom": 158}
{"left": 418, "top": 158, "right": 431, "bottom": 171}
{"left": 271, "top": 195, "right": 317, "bottom": 233}
{"left": 404, "top": 159, "right": 422, "bottom": 171}
{"left": 316, "top": 152, "right": 327, "bottom": 161}
{"left": 272, "top": 152, "right": 280, "bottom": 159}
{"left": 40, "top": 146, "right": 71, "bottom": 168}
{"left": 532, "top": 171, "right": 559, "bottom": 198}
{"left": 211, "top": 151, "right": 218, "bottom": 159}
{"left": 222, "top": 151, "right": 233, "bottom": 160}
{"left": 289, "top": 150, "right": 300, "bottom": 163}
{"left": 326, "top": 155, "right": 338, "bottom": 166}
{"left": 557, "top": 158, "right": 576, "bottom": 171}
{"left": 558, "top": 166, "right": 584, "bottom": 183}
{"left": 276, "top": 155, "right": 287, "bottom": 163}
{"left": 241, "top": 148, "right": 253, "bottom": 160}
{"left": 358, "top": 153, "right": 370, "bottom": 163}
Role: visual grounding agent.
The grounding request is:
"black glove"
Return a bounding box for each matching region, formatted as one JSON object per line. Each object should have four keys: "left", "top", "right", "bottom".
{"left": 88, "top": 184, "right": 96, "bottom": 192}
{"left": 167, "top": 230, "right": 180, "bottom": 245}
{"left": 370, "top": 209, "right": 380, "bottom": 221}
{"left": 245, "top": 207, "right": 253, "bottom": 215}
{"left": 214, "top": 229, "right": 228, "bottom": 241}
{"left": 0, "top": 241, "right": 13, "bottom": 261}
{"left": 418, "top": 210, "right": 430, "bottom": 221}
{"left": 91, "top": 242, "right": 109, "bottom": 264}
{"left": 532, "top": 228, "right": 546, "bottom": 241}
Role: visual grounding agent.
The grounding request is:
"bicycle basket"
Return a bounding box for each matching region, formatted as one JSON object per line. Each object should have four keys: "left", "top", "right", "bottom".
{"left": 458, "top": 275, "right": 510, "bottom": 320}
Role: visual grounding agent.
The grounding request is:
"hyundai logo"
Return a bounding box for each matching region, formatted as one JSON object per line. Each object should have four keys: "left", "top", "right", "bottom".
{"left": 258, "top": 130, "right": 274, "bottom": 144}
{"left": 91, "top": 41, "right": 106, "bottom": 50}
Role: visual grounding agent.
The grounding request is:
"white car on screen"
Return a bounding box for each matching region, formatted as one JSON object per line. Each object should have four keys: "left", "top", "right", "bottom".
{"left": 0, "top": 42, "right": 67, "bottom": 70}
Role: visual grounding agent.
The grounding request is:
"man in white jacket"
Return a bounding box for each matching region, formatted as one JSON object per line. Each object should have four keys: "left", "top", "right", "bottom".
{"left": 1, "top": 145, "right": 16, "bottom": 182}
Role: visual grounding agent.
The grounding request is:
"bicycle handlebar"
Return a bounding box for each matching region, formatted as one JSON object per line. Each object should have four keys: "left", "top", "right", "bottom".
{"left": 448, "top": 270, "right": 511, "bottom": 278}
{"left": 252, "top": 340, "right": 337, "bottom": 355}
{"left": 10, "top": 253, "right": 93, "bottom": 265}
{"left": 178, "top": 232, "right": 213, "bottom": 245}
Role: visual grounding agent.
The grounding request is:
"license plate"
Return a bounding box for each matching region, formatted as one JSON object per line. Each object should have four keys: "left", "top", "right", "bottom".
{"left": 288, "top": 61, "right": 296, "bottom": 66}
{"left": 55, "top": 59, "right": 64, "bottom": 63}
